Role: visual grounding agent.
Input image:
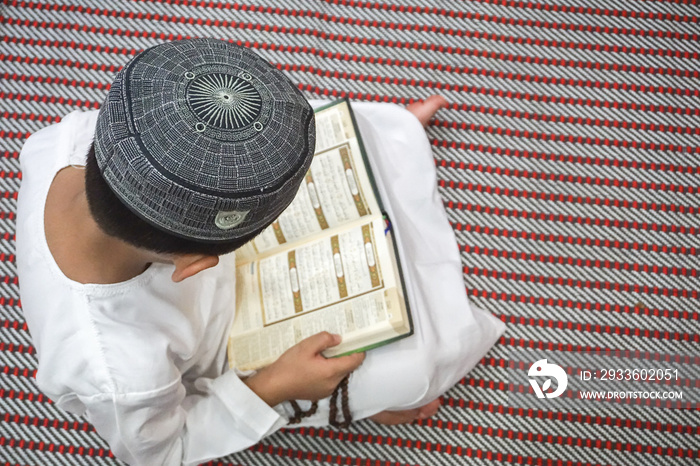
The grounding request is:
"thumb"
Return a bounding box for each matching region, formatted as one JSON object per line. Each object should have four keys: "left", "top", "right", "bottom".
{"left": 302, "top": 331, "right": 342, "bottom": 354}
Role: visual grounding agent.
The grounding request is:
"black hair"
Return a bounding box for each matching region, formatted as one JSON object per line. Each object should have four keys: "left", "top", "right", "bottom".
{"left": 84, "top": 144, "right": 261, "bottom": 256}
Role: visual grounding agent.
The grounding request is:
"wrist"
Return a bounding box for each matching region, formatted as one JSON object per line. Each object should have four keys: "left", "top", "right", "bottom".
{"left": 243, "top": 367, "right": 287, "bottom": 407}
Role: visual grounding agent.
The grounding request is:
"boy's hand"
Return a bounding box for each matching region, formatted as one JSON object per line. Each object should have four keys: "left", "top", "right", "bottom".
{"left": 243, "top": 332, "right": 365, "bottom": 407}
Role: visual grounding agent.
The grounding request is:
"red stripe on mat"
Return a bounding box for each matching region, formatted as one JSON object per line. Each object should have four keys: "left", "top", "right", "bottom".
{"left": 447, "top": 195, "right": 697, "bottom": 218}
{"left": 0, "top": 299, "right": 18, "bottom": 310}
{"left": 250, "top": 443, "right": 419, "bottom": 466}
{"left": 496, "top": 335, "right": 619, "bottom": 352}
{"left": 440, "top": 162, "right": 698, "bottom": 193}
{"left": 332, "top": 0, "right": 700, "bottom": 25}
{"left": 2, "top": 413, "right": 94, "bottom": 433}
{"left": 249, "top": 441, "right": 611, "bottom": 466}
{"left": 441, "top": 397, "right": 698, "bottom": 434}
{"left": 0, "top": 388, "right": 50, "bottom": 403}
{"left": 455, "top": 225, "right": 697, "bottom": 256}
{"left": 0, "top": 436, "right": 114, "bottom": 458}
{"left": 285, "top": 425, "right": 699, "bottom": 458}
{"left": 2, "top": 91, "right": 90, "bottom": 110}
{"left": 496, "top": 315, "right": 697, "bottom": 342}
{"left": 444, "top": 198, "right": 698, "bottom": 235}
{"left": 0, "top": 171, "right": 21, "bottom": 180}
{"left": 0, "top": 131, "right": 31, "bottom": 141}
{"left": 459, "top": 245, "right": 697, "bottom": 276}
{"left": 0, "top": 276, "right": 19, "bottom": 286}
{"left": 436, "top": 155, "right": 700, "bottom": 177}
{"left": 469, "top": 291, "right": 699, "bottom": 324}
{"left": 0, "top": 366, "right": 36, "bottom": 378}
{"left": 2, "top": 111, "right": 61, "bottom": 124}
{"left": 145, "top": 0, "right": 700, "bottom": 40}
{"left": 465, "top": 266, "right": 698, "bottom": 301}
{"left": 438, "top": 113, "right": 700, "bottom": 136}
{"left": 2, "top": 70, "right": 110, "bottom": 91}
{"left": 1, "top": 210, "right": 20, "bottom": 221}
{"left": 433, "top": 119, "right": 700, "bottom": 154}
{"left": 0, "top": 343, "right": 34, "bottom": 355}
{"left": 451, "top": 98, "right": 700, "bottom": 117}
{"left": 1, "top": 319, "right": 27, "bottom": 331}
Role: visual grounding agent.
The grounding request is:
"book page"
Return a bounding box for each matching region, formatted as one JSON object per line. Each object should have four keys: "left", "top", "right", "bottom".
{"left": 245, "top": 101, "right": 381, "bottom": 257}
{"left": 314, "top": 99, "right": 356, "bottom": 151}
{"left": 229, "top": 288, "right": 407, "bottom": 371}
{"left": 229, "top": 217, "right": 406, "bottom": 370}
{"left": 260, "top": 218, "right": 391, "bottom": 324}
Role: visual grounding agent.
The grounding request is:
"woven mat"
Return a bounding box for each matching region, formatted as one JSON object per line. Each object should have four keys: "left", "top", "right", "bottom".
{"left": 1, "top": 0, "right": 699, "bottom": 465}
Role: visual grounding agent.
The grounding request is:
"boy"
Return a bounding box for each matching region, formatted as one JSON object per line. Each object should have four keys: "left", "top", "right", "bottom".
{"left": 17, "top": 38, "right": 503, "bottom": 465}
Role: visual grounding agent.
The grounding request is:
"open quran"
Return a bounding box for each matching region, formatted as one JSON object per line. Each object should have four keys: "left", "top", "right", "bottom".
{"left": 228, "top": 99, "right": 413, "bottom": 371}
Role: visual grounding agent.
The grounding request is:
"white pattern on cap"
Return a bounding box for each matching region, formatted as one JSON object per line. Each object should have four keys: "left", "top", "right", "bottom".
{"left": 93, "top": 38, "right": 315, "bottom": 243}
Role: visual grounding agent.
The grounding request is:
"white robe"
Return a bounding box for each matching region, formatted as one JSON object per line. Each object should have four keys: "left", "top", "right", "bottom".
{"left": 16, "top": 102, "right": 505, "bottom": 466}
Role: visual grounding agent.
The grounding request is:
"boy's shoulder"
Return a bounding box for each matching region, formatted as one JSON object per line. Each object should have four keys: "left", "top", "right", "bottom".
{"left": 20, "top": 110, "right": 99, "bottom": 169}
{"left": 20, "top": 262, "right": 182, "bottom": 398}
{"left": 20, "top": 251, "right": 237, "bottom": 400}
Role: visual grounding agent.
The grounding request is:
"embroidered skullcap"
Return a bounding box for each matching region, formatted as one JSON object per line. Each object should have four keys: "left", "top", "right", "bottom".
{"left": 94, "top": 38, "right": 315, "bottom": 242}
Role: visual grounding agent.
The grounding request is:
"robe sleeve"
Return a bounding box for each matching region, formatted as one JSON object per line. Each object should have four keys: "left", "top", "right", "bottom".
{"left": 79, "top": 370, "right": 288, "bottom": 466}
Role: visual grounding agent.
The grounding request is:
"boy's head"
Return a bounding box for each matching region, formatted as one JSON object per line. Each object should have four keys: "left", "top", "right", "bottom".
{"left": 87, "top": 38, "right": 315, "bottom": 255}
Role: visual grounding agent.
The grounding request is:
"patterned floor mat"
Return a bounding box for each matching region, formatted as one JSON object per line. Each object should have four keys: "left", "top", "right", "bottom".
{"left": 1, "top": 1, "right": 698, "bottom": 465}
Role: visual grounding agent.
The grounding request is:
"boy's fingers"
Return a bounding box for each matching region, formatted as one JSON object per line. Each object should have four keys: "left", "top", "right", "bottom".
{"left": 301, "top": 331, "right": 341, "bottom": 354}
{"left": 298, "top": 333, "right": 364, "bottom": 377}
{"left": 329, "top": 352, "right": 365, "bottom": 375}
